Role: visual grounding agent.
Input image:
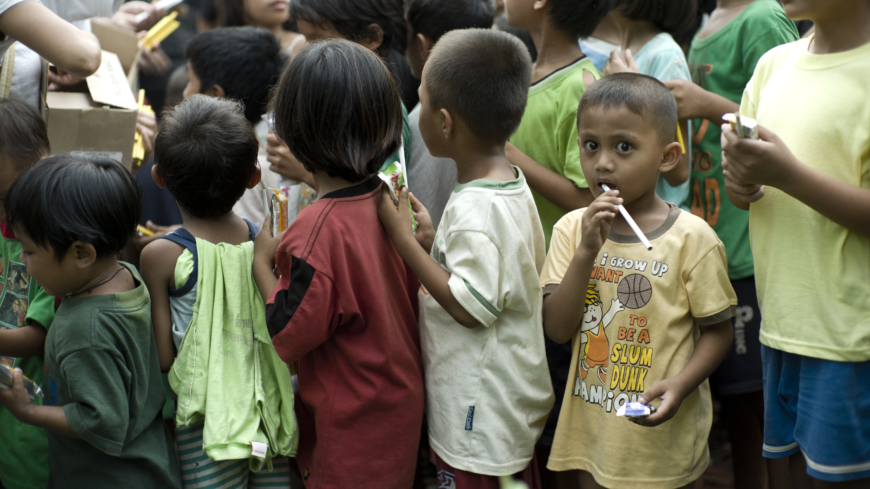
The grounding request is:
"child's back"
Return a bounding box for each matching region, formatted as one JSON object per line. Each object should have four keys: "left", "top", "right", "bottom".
{"left": 256, "top": 40, "right": 424, "bottom": 488}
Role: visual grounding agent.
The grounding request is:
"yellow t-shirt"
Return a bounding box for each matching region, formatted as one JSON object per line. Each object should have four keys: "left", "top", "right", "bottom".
{"left": 740, "top": 37, "right": 870, "bottom": 361}
{"left": 542, "top": 204, "right": 737, "bottom": 489}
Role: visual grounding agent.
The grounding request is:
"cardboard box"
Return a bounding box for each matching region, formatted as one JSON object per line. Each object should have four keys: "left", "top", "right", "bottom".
{"left": 41, "top": 51, "right": 139, "bottom": 170}
{"left": 90, "top": 17, "right": 140, "bottom": 91}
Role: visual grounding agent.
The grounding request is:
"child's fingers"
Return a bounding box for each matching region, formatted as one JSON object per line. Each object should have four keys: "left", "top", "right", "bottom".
{"left": 407, "top": 192, "right": 430, "bottom": 215}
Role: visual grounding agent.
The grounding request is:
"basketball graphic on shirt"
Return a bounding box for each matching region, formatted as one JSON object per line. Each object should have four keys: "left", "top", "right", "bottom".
{"left": 617, "top": 273, "right": 652, "bottom": 309}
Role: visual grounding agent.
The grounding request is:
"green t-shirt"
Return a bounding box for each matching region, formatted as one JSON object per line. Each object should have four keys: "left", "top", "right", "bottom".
{"left": 44, "top": 263, "right": 181, "bottom": 488}
{"left": 381, "top": 102, "right": 412, "bottom": 171}
{"left": 509, "top": 57, "right": 600, "bottom": 249}
{"left": 0, "top": 232, "right": 56, "bottom": 489}
{"left": 684, "top": 0, "right": 797, "bottom": 279}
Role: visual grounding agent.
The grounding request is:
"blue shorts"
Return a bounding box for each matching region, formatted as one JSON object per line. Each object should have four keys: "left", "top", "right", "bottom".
{"left": 761, "top": 345, "right": 870, "bottom": 482}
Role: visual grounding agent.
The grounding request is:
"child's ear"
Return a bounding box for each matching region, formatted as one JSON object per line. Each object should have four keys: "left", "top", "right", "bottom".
{"left": 658, "top": 142, "right": 683, "bottom": 173}
{"left": 151, "top": 164, "right": 167, "bottom": 189}
{"left": 70, "top": 241, "right": 97, "bottom": 269}
{"left": 439, "top": 108, "right": 454, "bottom": 138}
{"left": 203, "top": 84, "right": 226, "bottom": 99}
{"left": 533, "top": 0, "right": 549, "bottom": 10}
{"left": 247, "top": 165, "right": 262, "bottom": 189}
{"left": 360, "top": 23, "right": 385, "bottom": 52}
{"left": 419, "top": 34, "right": 435, "bottom": 62}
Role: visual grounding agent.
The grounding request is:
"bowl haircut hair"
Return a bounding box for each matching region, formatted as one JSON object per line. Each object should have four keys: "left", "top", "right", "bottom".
{"left": 551, "top": 0, "right": 614, "bottom": 39}
{"left": 405, "top": 0, "right": 496, "bottom": 42}
{"left": 5, "top": 154, "right": 141, "bottom": 260}
{"left": 290, "top": 0, "right": 407, "bottom": 55}
{"left": 185, "top": 26, "right": 287, "bottom": 125}
{"left": 0, "top": 98, "right": 50, "bottom": 171}
{"left": 424, "top": 29, "right": 532, "bottom": 144}
{"left": 269, "top": 40, "right": 402, "bottom": 183}
{"left": 155, "top": 95, "right": 259, "bottom": 220}
{"left": 577, "top": 72, "right": 678, "bottom": 144}
{"left": 618, "top": 0, "right": 697, "bottom": 37}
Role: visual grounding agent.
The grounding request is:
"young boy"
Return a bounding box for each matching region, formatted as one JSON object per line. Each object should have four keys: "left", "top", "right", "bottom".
{"left": 0, "top": 155, "right": 181, "bottom": 488}
{"left": 721, "top": 0, "right": 870, "bottom": 485}
{"left": 140, "top": 95, "right": 297, "bottom": 487}
{"left": 404, "top": 0, "right": 495, "bottom": 227}
{"left": 663, "top": 1, "right": 797, "bottom": 486}
{"left": 253, "top": 40, "right": 424, "bottom": 489}
{"left": 0, "top": 98, "right": 56, "bottom": 489}
{"left": 379, "top": 29, "right": 554, "bottom": 487}
{"left": 503, "top": 0, "right": 610, "bottom": 475}
{"left": 541, "top": 73, "right": 736, "bottom": 488}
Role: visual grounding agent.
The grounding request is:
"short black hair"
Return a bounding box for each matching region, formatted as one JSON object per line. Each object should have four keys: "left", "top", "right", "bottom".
{"left": 618, "top": 0, "right": 697, "bottom": 36}
{"left": 213, "top": 0, "right": 245, "bottom": 27}
{"left": 551, "top": 0, "right": 613, "bottom": 39}
{"left": 6, "top": 154, "right": 140, "bottom": 260}
{"left": 425, "top": 29, "right": 532, "bottom": 143}
{"left": 406, "top": 0, "right": 495, "bottom": 42}
{"left": 290, "top": 0, "right": 407, "bottom": 55}
{"left": 155, "top": 95, "right": 259, "bottom": 219}
{"left": 578, "top": 72, "right": 677, "bottom": 143}
{"left": 0, "top": 98, "right": 50, "bottom": 172}
{"left": 270, "top": 40, "right": 402, "bottom": 183}
{"left": 185, "top": 27, "right": 286, "bottom": 124}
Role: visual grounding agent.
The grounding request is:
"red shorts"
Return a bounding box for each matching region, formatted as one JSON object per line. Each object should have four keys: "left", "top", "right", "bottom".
{"left": 433, "top": 451, "right": 541, "bottom": 489}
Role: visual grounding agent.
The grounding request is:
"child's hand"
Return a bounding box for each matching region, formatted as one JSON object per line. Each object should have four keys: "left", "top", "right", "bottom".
{"left": 662, "top": 79, "right": 707, "bottom": 120}
{"left": 604, "top": 49, "right": 640, "bottom": 76}
{"left": 254, "top": 215, "right": 283, "bottom": 274}
{"left": 631, "top": 376, "right": 690, "bottom": 427}
{"left": 720, "top": 123, "right": 798, "bottom": 189}
{"left": 409, "top": 191, "right": 435, "bottom": 253}
{"left": 377, "top": 185, "right": 417, "bottom": 253}
{"left": 0, "top": 368, "right": 35, "bottom": 423}
{"left": 579, "top": 190, "right": 621, "bottom": 260}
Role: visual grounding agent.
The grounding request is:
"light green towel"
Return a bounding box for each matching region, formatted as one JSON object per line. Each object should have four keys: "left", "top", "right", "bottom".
{"left": 169, "top": 239, "right": 297, "bottom": 471}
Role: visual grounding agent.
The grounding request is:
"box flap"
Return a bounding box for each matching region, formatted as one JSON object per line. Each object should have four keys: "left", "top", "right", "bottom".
{"left": 46, "top": 91, "right": 94, "bottom": 109}
{"left": 86, "top": 51, "right": 138, "bottom": 110}
{"left": 90, "top": 18, "right": 140, "bottom": 75}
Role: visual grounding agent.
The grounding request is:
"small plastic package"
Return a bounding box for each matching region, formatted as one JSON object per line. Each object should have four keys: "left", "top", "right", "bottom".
{"left": 616, "top": 401, "right": 656, "bottom": 418}
{"left": 262, "top": 188, "right": 290, "bottom": 237}
{"left": 378, "top": 143, "right": 417, "bottom": 232}
{"left": 722, "top": 113, "right": 758, "bottom": 139}
{"left": 0, "top": 364, "right": 44, "bottom": 400}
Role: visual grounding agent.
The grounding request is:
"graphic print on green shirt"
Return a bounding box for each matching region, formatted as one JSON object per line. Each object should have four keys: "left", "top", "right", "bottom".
{"left": 684, "top": 0, "right": 798, "bottom": 279}
{"left": 0, "top": 233, "right": 56, "bottom": 489}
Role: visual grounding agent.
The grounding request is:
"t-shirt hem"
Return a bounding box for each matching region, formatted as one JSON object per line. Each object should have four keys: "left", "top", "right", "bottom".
{"left": 727, "top": 263, "right": 755, "bottom": 281}
{"left": 759, "top": 333, "right": 870, "bottom": 362}
{"left": 430, "top": 439, "right": 532, "bottom": 476}
{"left": 546, "top": 453, "right": 707, "bottom": 489}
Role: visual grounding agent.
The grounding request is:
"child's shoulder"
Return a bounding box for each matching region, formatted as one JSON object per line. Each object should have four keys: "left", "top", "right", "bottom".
{"left": 535, "top": 57, "right": 600, "bottom": 97}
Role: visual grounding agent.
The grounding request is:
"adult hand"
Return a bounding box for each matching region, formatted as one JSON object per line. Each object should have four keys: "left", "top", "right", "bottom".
{"left": 138, "top": 42, "right": 172, "bottom": 76}
{"left": 265, "top": 133, "right": 314, "bottom": 186}
{"left": 112, "top": 1, "right": 167, "bottom": 32}
{"left": 47, "top": 68, "right": 85, "bottom": 91}
{"left": 604, "top": 49, "right": 640, "bottom": 76}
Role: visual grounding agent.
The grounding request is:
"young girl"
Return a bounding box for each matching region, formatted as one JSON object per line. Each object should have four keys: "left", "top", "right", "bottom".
{"left": 0, "top": 155, "right": 181, "bottom": 488}
{"left": 253, "top": 40, "right": 424, "bottom": 489}
{"left": 216, "top": 0, "right": 307, "bottom": 56}
{"left": 141, "top": 95, "right": 298, "bottom": 489}
{"left": 604, "top": 0, "right": 696, "bottom": 207}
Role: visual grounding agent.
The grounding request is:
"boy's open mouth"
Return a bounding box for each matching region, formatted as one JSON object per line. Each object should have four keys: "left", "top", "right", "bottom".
{"left": 597, "top": 181, "right": 616, "bottom": 192}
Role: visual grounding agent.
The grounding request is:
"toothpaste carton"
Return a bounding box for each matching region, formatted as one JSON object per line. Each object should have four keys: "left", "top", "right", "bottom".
{"left": 262, "top": 188, "right": 290, "bottom": 237}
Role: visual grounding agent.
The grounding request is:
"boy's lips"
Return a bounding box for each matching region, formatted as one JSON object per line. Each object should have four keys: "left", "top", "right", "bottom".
{"left": 597, "top": 180, "right": 616, "bottom": 192}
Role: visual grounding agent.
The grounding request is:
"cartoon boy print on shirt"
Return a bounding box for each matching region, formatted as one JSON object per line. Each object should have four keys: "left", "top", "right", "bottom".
{"left": 579, "top": 284, "right": 625, "bottom": 384}
{"left": 6, "top": 263, "right": 30, "bottom": 296}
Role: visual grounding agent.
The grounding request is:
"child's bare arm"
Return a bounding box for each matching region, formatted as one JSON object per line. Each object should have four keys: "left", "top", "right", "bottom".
{"left": 253, "top": 217, "right": 282, "bottom": 304}
{"left": 0, "top": 2, "right": 101, "bottom": 78}
{"left": 140, "top": 240, "right": 182, "bottom": 373}
{"left": 722, "top": 124, "right": 870, "bottom": 236}
{"left": 633, "top": 320, "right": 732, "bottom": 427}
{"left": 0, "top": 324, "right": 47, "bottom": 358}
{"left": 0, "top": 368, "right": 79, "bottom": 438}
{"left": 378, "top": 187, "right": 480, "bottom": 328}
{"left": 663, "top": 79, "right": 740, "bottom": 122}
{"left": 542, "top": 191, "right": 621, "bottom": 344}
{"left": 506, "top": 143, "right": 595, "bottom": 212}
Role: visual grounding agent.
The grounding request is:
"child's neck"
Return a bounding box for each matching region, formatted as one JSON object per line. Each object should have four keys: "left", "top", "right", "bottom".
{"left": 179, "top": 210, "right": 251, "bottom": 246}
{"left": 529, "top": 18, "right": 585, "bottom": 83}
{"left": 69, "top": 258, "right": 133, "bottom": 299}
{"left": 808, "top": 3, "right": 870, "bottom": 54}
{"left": 697, "top": 0, "right": 754, "bottom": 40}
{"left": 614, "top": 15, "right": 662, "bottom": 54}
{"left": 615, "top": 188, "right": 671, "bottom": 236}
{"left": 312, "top": 171, "right": 367, "bottom": 199}
{"left": 452, "top": 143, "right": 515, "bottom": 185}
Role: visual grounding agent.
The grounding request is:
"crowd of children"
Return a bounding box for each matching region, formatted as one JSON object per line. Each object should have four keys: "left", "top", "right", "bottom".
{"left": 0, "top": 0, "right": 867, "bottom": 488}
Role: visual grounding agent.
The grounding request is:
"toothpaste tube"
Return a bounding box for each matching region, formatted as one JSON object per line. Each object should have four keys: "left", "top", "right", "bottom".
{"left": 262, "top": 188, "right": 289, "bottom": 237}
{"left": 722, "top": 113, "right": 758, "bottom": 140}
{"left": 378, "top": 159, "right": 417, "bottom": 233}
{"left": 0, "top": 364, "right": 44, "bottom": 400}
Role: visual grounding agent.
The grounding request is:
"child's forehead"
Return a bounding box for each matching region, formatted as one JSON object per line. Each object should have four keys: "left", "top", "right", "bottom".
{"left": 578, "top": 104, "right": 654, "bottom": 134}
